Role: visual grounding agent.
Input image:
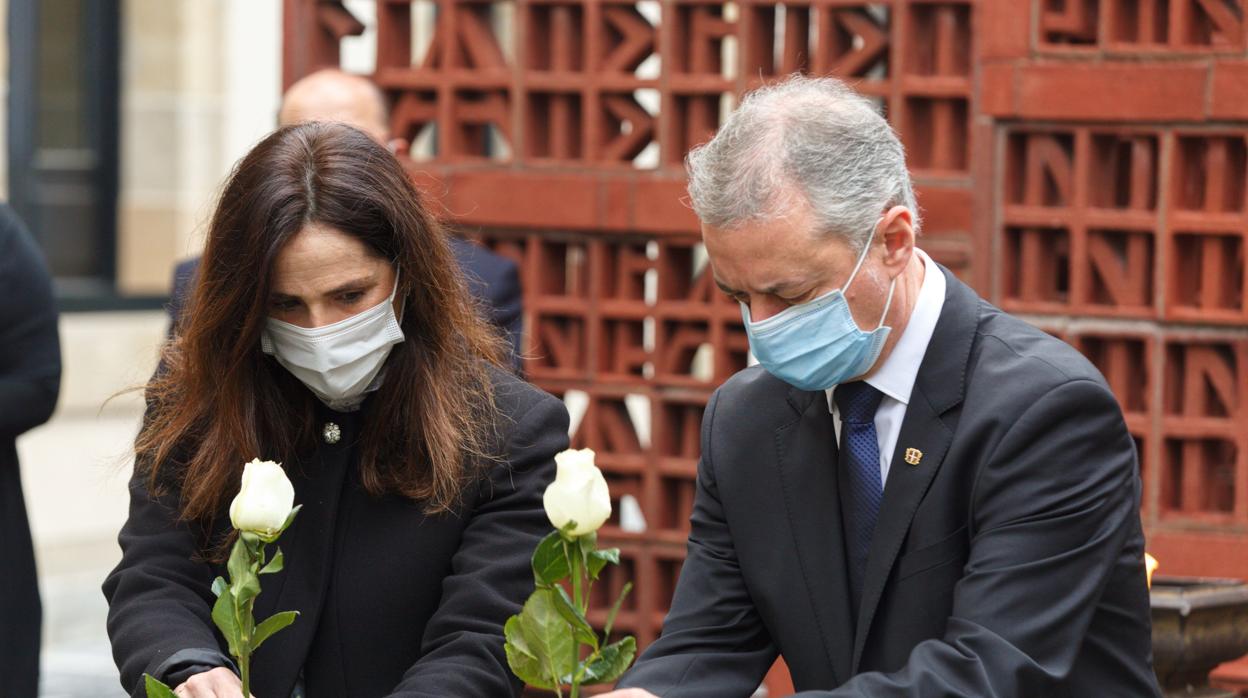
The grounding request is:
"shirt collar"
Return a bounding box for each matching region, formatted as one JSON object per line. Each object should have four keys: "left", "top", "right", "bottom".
{"left": 826, "top": 248, "right": 946, "bottom": 411}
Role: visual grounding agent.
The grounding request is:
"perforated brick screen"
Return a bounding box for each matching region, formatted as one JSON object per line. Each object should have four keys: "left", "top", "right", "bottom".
{"left": 284, "top": 1, "right": 1248, "bottom": 691}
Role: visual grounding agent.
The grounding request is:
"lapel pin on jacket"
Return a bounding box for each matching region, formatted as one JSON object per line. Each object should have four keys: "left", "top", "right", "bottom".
{"left": 904, "top": 447, "right": 923, "bottom": 466}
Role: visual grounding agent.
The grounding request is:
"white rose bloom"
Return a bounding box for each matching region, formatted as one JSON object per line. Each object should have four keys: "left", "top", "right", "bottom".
{"left": 543, "top": 448, "right": 611, "bottom": 537}
{"left": 229, "top": 459, "right": 295, "bottom": 537}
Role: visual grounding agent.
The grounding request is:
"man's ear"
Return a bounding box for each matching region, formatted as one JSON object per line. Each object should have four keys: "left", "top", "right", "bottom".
{"left": 879, "top": 206, "right": 916, "bottom": 278}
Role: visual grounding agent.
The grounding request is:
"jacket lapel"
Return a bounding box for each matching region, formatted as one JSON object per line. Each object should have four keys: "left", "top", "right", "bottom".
{"left": 850, "top": 266, "right": 980, "bottom": 671}
{"left": 775, "top": 389, "right": 854, "bottom": 685}
{"left": 850, "top": 385, "right": 953, "bottom": 670}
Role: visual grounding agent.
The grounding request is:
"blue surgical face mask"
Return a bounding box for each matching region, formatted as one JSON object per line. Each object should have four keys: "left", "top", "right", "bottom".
{"left": 741, "top": 234, "right": 896, "bottom": 391}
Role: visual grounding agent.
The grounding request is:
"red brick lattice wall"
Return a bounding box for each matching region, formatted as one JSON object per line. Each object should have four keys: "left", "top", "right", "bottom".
{"left": 284, "top": 1, "right": 1248, "bottom": 693}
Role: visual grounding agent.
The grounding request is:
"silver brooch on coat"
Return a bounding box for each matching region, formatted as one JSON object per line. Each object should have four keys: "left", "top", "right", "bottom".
{"left": 322, "top": 422, "right": 341, "bottom": 444}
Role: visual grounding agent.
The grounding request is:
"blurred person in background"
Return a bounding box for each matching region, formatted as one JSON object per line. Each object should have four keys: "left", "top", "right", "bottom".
{"left": 0, "top": 203, "right": 62, "bottom": 698}
{"left": 168, "top": 68, "right": 524, "bottom": 370}
{"left": 104, "top": 122, "right": 566, "bottom": 698}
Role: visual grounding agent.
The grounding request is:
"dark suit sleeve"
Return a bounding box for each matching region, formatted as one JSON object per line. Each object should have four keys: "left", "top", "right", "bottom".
{"left": 0, "top": 207, "right": 61, "bottom": 437}
{"left": 489, "top": 260, "right": 524, "bottom": 373}
{"left": 616, "top": 389, "right": 778, "bottom": 696}
{"left": 389, "top": 391, "right": 568, "bottom": 697}
{"left": 451, "top": 238, "right": 525, "bottom": 372}
{"left": 166, "top": 258, "right": 198, "bottom": 337}
{"left": 798, "top": 378, "right": 1143, "bottom": 696}
{"left": 102, "top": 473, "right": 234, "bottom": 696}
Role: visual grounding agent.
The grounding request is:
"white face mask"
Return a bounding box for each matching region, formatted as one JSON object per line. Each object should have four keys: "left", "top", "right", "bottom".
{"left": 261, "top": 276, "right": 405, "bottom": 411}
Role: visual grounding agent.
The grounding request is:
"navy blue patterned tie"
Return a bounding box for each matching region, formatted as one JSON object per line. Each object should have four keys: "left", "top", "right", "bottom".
{"left": 835, "top": 381, "right": 885, "bottom": 615}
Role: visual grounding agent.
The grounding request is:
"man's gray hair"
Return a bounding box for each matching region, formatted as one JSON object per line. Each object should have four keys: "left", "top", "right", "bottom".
{"left": 686, "top": 75, "right": 919, "bottom": 251}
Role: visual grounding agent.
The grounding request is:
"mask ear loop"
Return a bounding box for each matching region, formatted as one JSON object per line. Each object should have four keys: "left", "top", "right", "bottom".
{"left": 841, "top": 233, "right": 875, "bottom": 293}
{"left": 388, "top": 271, "right": 401, "bottom": 301}
{"left": 389, "top": 268, "right": 406, "bottom": 322}
{"left": 843, "top": 220, "right": 897, "bottom": 331}
{"left": 876, "top": 275, "right": 897, "bottom": 330}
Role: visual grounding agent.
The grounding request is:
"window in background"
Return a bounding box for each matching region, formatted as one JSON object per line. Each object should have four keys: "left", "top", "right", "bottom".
{"left": 8, "top": 0, "right": 131, "bottom": 309}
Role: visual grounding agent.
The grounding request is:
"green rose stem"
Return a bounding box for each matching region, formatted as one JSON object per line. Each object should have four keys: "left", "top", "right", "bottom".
{"left": 570, "top": 546, "right": 584, "bottom": 615}
{"left": 568, "top": 542, "right": 582, "bottom": 698}
{"left": 217, "top": 515, "right": 302, "bottom": 697}
{"left": 236, "top": 536, "right": 260, "bottom": 696}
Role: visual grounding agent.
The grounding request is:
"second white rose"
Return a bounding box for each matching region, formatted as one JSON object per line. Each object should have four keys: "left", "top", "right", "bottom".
{"left": 229, "top": 458, "right": 296, "bottom": 538}
{"left": 543, "top": 448, "right": 611, "bottom": 537}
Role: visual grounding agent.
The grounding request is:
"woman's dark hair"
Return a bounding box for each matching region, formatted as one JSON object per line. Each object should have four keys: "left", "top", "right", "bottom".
{"left": 136, "top": 121, "right": 505, "bottom": 526}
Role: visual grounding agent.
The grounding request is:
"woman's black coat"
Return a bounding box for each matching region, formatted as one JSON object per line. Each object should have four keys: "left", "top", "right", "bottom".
{"left": 103, "top": 370, "right": 569, "bottom": 697}
{"left": 0, "top": 204, "right": 61, "bottom": 698}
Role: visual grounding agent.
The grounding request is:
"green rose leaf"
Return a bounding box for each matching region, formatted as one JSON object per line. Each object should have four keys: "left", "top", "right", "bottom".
{"left": 531, "top": 530, "right": 570, "bottom": 586}
{"left": 504, "top": 615, "right": 555, "bottom": 689}
{"left": 251, "top": 610, "right": 299, "bottom": 651}
{"left": 279, "top": 504, "right": 302, "bottom": 535}
{"left": 232, "top": 571, "right": 262, "bottom": 607}
{"left": 210, "top": 591, "right": 240, "bottom": 657}
{"left": 239, "top": 530, "right": 263, "bottom": 551}
{"left": 577, "top": 532, "right": 598, "bottom": 554}
{"left": 604, "top": 581, "right": 633, "bottom": 639}
{"left": 227, "top": 536, "right": 250, "bottom": 578}
{"left": 226, "top": 538, "right": 260, "bottom": 604}
{"left": 143, "top": 673, "right": 178, "bottom": 698}
{"left": 518, "top": 588, "right": 576, "bottom": 688}
{"left": 552, "top": 585, "right": 599, "bottom": 651}
{"left": 504, "top": 614, "right": 535, "bottom": 659}
{"left": 259, "top": 548, "right": 284, "bottom": 575}
{"left": 586, "top": 547, "right": 620, "bottom": 581}
{"left": 578, "top": 636, "right": 637, "bottom": 686}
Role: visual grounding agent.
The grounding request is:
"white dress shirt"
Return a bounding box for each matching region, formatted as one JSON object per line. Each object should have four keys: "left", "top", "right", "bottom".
{"left": 827, "top": 248, "right": 945, "bottom": 485}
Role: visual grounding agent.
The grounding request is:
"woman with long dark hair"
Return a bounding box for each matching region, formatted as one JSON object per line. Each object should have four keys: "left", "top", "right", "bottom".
{"left": 103, "top": 122, "right": 568, "bottom": 698}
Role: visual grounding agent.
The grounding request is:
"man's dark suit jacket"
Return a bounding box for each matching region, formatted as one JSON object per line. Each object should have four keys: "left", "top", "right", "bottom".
{"left": 617, "top": 266, "right": 1160, "bottom": 697}
{"left": 169, "top": 236, "right": 523, "bottom": 368}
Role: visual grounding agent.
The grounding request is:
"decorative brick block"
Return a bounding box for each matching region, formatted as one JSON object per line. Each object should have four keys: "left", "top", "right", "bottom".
{"left": 1167, "top": 231, "right": 1246, "bottom": 322}
{"left": 651, "top": 394, "right": 705, "bottom": 539}
{"left": 903, "top": 2, "right": 972, "bottom": 79}
{"left": 1089, "top": 132, "right": 1159, "bottom": 212}
{"left": 1084, "top": 228, "right": 1157, "bottom": 314}
{"left": 1002, "top": 226, "right": 1072, "bottom": 310}
{"left": 1074, "top": 333, "right": 1155, "bottom": 422}
{"left": 1045, "top": 0, "right": 1247, "bottom": 52}
{"left": 1158, "top": 337, "right": 1247, "bottom": 523}
{"left": 1005, "top": 130, "right": 1076, "bottom": 209}
{"left": 901, "top": 96, "right": 970, "bottom": 174}
{"left": 1161, "top": 437, "right": 1240, "bottom": 519}
{"left": 1171, "top": 133, "right": 1247, "bottom": 217}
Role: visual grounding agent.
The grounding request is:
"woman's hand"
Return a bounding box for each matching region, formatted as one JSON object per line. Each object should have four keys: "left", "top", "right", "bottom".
{"left": 173, "top": 667, "right": 249, "bottom": 697}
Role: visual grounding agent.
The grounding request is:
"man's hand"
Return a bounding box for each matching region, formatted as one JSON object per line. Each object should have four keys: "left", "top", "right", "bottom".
{"left": 597, "top": 690, "right": 660, "bottom": 698}
{"left": 173, "top": 667, "right": 249, "bottom": 697}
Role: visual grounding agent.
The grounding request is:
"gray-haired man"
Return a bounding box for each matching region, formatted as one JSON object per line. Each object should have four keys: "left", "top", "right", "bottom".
{"left": 603, "top": 76, "right": 1160, "bottom": 697}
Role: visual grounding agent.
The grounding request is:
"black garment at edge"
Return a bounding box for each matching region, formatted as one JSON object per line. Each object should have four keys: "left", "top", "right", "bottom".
{"left": 0, "top": 204, "right": 62, "bottom": 698}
